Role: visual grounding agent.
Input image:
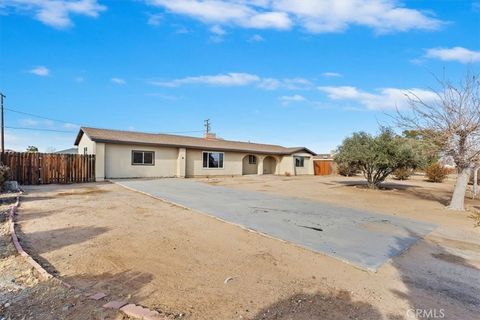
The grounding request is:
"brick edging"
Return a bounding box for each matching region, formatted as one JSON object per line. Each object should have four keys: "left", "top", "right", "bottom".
{"left": 8, "top": 196, "right": 55, "bottom": 282}
{"left": 8, "top": 195, "right": 167, "bottom": 319}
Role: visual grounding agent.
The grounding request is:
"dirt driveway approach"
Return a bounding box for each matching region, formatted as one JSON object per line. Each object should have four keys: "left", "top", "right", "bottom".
{"left": 16, "top": 176, "right": 480, "bottom": 319}
{"left": 116, "top": 179, "right": 435, "bottom": 270}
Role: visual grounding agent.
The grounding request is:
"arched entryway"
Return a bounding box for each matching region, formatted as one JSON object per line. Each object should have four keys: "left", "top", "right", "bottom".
{"left": 242, "top": 155, "right": 258, "bottom": 175}
{"left": 263, "top": 156, "right": 277, "bottom": 174}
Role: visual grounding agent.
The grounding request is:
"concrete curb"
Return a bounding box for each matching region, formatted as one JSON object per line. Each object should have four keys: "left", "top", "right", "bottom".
{"left": 8, "top": 194, "right": 165, "bottom": 319}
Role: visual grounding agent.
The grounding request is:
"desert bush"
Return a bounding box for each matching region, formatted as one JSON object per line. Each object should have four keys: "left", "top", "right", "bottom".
{"left": 334, "top": 128, "right": 423, "bottom": 188}
{"left": 336, "top": 162, "right": 358, "bottom": 177}
{"left": 393, "top": 167, "right": 413, "bottom": 180}
{"left": 425, "top": 163, "right": 449, "bottom": 183}
{"left": 470, "top": 212, "right": 480, "bottom": 227}
{"left": 0, "top": 164, "right": 11, "bottom": 190}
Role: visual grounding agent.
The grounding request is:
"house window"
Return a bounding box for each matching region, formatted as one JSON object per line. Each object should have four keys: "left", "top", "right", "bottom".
{"left": 248, "top": 155, "right": 257, "bottom": 164}
{"left": 132, "top": 150, "right": 155, "bottom": 165}
{"left": 295, "top": 156, "right": 305, "bottom": 167}
{"left": 202, "top": 151, "right": 224, "bottom": 169}
{"left": 83, "top": 147, "right": 87, "bottom": 155}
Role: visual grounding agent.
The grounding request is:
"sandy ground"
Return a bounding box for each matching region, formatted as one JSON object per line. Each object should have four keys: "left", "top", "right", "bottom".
{"left": 0, "top": 199, "right": 128, "bottom": 320}
{"left": 15, "top": 175, "right": 480, "bottom": 320}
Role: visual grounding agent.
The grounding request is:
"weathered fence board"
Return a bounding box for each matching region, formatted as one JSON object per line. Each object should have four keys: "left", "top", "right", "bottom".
{"left": 1, "top": 152, "right": 95, "bottom": 185}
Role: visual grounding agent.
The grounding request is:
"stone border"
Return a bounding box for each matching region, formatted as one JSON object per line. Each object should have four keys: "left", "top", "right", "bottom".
{"left": 7, "top": 194, "right": 168, "bottom": 319}
{"left": 8, "top": 196, "right": 54, "bottom": 281}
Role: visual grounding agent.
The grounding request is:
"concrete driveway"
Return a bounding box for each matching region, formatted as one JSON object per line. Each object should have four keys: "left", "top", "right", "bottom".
{"left": 115, "top": 178, "right": 436, "bottom": 270}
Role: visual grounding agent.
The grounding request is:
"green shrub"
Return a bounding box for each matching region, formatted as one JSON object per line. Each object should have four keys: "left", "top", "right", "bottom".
{"left": 336, "top": 162, "right": 358, "bottom": 177}
{"left": 393, "top": 167, "right": 413, "bottom": 180}
{"left": 334, "top": 128, "right": 424, "bottom": 188}
{"left": 425, "top": 163, "right": 449, "bottom": 183}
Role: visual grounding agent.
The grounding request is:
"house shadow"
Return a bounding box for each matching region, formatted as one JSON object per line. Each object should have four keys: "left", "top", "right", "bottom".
{"left": 252, "top": 228, "right": 480, "bottom": 320}
{"left": 251, "top": 290, "right": 388, "bottom": 320}
{"left": 389, "top": 228, "right": 480, "bottom": 319}
{"left": 63, "top": 269, "right": 155, "bottom": 303}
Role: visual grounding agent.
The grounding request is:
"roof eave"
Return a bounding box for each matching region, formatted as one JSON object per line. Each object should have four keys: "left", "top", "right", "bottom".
{"left": 87, "top": 138, "right": 298, "bottom": 155}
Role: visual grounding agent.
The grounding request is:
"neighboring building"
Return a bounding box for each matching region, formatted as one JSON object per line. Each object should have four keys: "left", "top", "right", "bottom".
{"left": 74, "top": 127, "right": 316, "bottom": 181}
{"left": 55, "top": 147, "right": 78, "bottom": 154}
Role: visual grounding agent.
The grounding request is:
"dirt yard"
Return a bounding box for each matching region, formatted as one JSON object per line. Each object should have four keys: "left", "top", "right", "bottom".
{"left": 14, "top": 175, "right": 480, "bottom": 320}
{"left": 0, "top": 197, "right": 129, "bottom": 320}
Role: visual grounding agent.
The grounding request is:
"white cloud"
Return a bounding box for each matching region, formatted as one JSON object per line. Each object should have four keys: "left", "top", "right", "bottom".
{"left": 321, "top": 72, "right": 342, "bottom": 78}
{"left": 148, "top": 0, "right": 291, "bottom": 30}
{"left": 210, "top": 25, "right": 227, "bottom": 35}
{"left": 248, "top": 34, "right": 264, "bottom": 42}
{"left": 111, "top": 77, "right": 126, "bottom": 85}
{"left": 63, "top": 122, "right": 80, "bottom": 129}
{"left": 29, "top": 66, "right": 50, "bottom": 76}
{"left": 151, "top": 72, "right": 261, "bottom": 87}
{"left": 147, "top": 0, "right": 443, "bottom": 34}
{"left": 147, "top": 13, "right": 162, "bottom": 26}
{"left": 2, "top": 0, "right": 106, "bottom": 28}
{"left": 18, "top": 118, "right": 54, "bottom": 127}
{"left": 425, "top": 47, "right": 480, "bottom": 63}
{"left": 318, "top": 85, "right": 437, "bottom": 110}
{"left": 279, "top": 94, "right": 306, "bottom": 106}
{"left": 151, "top": 72, "right": 313, "bottom": 90}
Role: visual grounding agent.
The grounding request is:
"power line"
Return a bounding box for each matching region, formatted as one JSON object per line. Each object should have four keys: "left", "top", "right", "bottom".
{"left": 5, "top": 126, "right": 75, "bottom": 133}
{"left": 4, "top": 106, "right": 204, "bottom": 135}
{"left": 4, "top": 107, "right": 82, "bottom": 126}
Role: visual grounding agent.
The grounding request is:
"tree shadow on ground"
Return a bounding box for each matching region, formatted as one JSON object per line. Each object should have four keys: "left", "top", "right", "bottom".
{"left": 16, "top": 226, "right": 109, "bottom": 255}
{"left": 16, "top": 209, "right": 57, "bottom": 222}
{"left": 19, "top": 195, "right": 54, "bottom": 203}
{"left": 334, "top": 180, "right": 420, "bottom": 190}
{"left": 333, "top": 179, "right": 453, "bottom": 206}
{"left": 251, "top": 290, "right": 393, "bottom": 320}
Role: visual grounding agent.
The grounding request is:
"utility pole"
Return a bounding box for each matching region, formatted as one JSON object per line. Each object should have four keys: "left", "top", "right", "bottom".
{"left": 204, "top": 119, "right": 211, "bottom": 135}
{"left": 0, "top": 93, "right": 5, "bottom": 155}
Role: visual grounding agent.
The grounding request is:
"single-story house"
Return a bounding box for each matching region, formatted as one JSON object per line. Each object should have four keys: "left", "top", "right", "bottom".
{"left": 74, "top": 127, "right": 316, "bottom": 181}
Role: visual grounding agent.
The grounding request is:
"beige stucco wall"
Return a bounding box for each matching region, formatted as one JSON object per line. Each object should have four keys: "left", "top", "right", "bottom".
{"left": 242, "top": 155, "right": 258, "bottom": 175}
{"left": 186, "top": 149, "right": 244, "bottom": 177}
{"left": 77, "top": 134, "right": 105, "bottom": 181}
{"left": 104, "top": 144, "right": 178, "bottom": 179}
{"left": 77, "top": 133, "right": 96, "bottom": 155}
{"left": 186, "top": 150, "right": 285, "bottom": 177}
{"left": 77, "top": 134, "right": 314, "bottom": 179}
{"left": 278, "top": 156, "right": 295, "bottom": 175}
{"left": 293, "top": 153, "right": 314, "bottom": 175}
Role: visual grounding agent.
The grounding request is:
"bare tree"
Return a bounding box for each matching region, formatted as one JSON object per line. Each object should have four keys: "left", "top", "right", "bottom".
{"left": 396, "top": 72, "right": 480, "bottom": 211}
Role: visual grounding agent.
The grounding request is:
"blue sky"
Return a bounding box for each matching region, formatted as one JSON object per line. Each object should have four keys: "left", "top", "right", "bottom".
{"left": 0, "top": 0, "right": 479, "bottom": 153}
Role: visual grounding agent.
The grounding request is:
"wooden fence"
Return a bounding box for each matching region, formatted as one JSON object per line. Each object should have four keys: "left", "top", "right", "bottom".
{"left": 313, "top": 159, "right": 334, "bottom": 176}
{"left": 1, "top": 152, "right": 95, "bottom": 185}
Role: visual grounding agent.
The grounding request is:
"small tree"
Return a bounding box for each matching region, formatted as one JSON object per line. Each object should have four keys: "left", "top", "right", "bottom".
{"left": 26, "top": 146, "right": 38, "bottom": 153}
{"left": 334, "top": 128, "right": 422, "bottom": 189}
{"left": 396, "top": 73, "right": 480, "bottom": 210}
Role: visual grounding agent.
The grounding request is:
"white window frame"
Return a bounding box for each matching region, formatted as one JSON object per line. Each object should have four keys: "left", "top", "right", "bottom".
{"left": 202, "top": 151, "right": 225, "bottom": 169}
{"left": 132, "top": 150, "right": 155, "bottom": 166}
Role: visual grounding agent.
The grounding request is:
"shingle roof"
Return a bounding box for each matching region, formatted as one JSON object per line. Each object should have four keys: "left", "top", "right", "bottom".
{"left": 74, "top": 127, "right": 316, "bottom": 155}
